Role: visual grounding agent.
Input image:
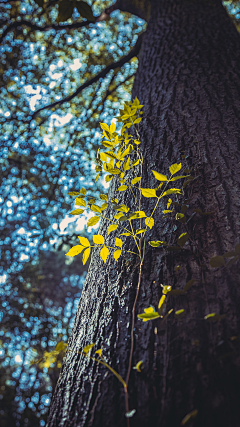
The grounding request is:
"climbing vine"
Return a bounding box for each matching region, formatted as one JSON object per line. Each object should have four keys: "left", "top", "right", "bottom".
{"left": 34, "top": 98, "right": 240, "bottom": 426}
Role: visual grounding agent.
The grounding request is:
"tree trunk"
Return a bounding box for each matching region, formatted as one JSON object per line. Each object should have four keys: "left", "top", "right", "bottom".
{"left": 47, "top": 0, "right": 240, "bottom": 426}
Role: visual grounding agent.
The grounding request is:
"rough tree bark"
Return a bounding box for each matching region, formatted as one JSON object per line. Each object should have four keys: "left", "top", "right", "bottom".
{"left": 47, "top": 0, "right": 240, "bottom": 426}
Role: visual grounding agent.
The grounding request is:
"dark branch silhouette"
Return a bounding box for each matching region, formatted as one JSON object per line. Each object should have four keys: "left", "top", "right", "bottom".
{"left": 31, "top": 32, "right": 143, "bottom": 120}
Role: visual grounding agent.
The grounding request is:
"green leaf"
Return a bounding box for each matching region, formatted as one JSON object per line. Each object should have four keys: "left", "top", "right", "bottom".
{"left": 177, "top": 233, "right": 189, "bottom": 248}
{"left": 93, "top": 234, "right": 104, "bottom": 245}
{"left": 68, "top": 191, "right": 79, "bottom": 196}
{"left": 162, "top": 188, "right": 182, "bottom": 197}
{"left": 78, "top": 237, "right": 90, "bottom": 247}
{"left": 140, "top": 188, "right": 157, "bottom": 198}
{"left": 75, "top": 198, "right": 86, "bottom": 207}
{"left": 131, "top": 177, "right": 141, "bottom": 185}
{"left": 138, "top": 307, "right": 160, "bottom": 322}
{"left": 115, "top": 238, "right": 123, "bottom": 248}
{"left": 169, "top": 162, "right": 182, "bottom": 175}
{"left": 108, "top": 224, "right": 118, "bottom": 235}
{"left": 90, "top": 204, "right": 102, "bottom": 214}
{"left": 209, "top": 255, "right": 225, "bottom": 268}
{"left": 83, "top": 343, "right": 95, "bottom": 354}
{"left": 57, "top": 0, "right": 74, "bottom": 23}
{"left": 87, "top": 216, "right": 100, "bottom": 227}
{"left": 181, "top": 409, "right": 198, "bottom": 426}
{"left": 114, "top": 249, "right": 122, "bottom": 261}
{"left": 70, "top": 209, "right": 84, "bottom": 215}
{"left": 145, "top": 217, "right": 154, "bottom": 229}
{"left": 149, "top": 241, "right": 166, "bottom": 247}
{"left": 152, "top": 170, "right": 168, "bottom": 181}
{"left": 100, "top": 246, "right": 109, "bottom": 263}
{"left": 117, "top": 185, "right": 128, "bottom": 191}
{"left": 82, "top": 247, "right": 91, "bottom": 265}
{"left": 65, "top": 245, "right": 85, "bottom": 257}
{"left": 183, "top": 279, "right": 195, "bottom": 292}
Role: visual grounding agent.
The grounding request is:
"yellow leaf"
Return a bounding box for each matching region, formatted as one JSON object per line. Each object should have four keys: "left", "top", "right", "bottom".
{"left": 131, "top": 177, "right": 141, "bottom": 185}
{"left": 167, "top": 198, "right": 172, "bottom": 209}
{"left": 108, "top": 224, "right": 118, "bottom": 234}
{"left": 133, "top": 139, "right": 141, "bottom": 145}
{"left": 123, "top": 156, "right": 130, "bottom": 171}
{"left": 115, "top": 238, "right": 123, "bottom": 248}
{"left": 87, "top": 216, "right": 100, "bottom": 227}
{"left": 158, "top": 295, "right": 166, "bottom": 314}
{"left": 117, "top": 185, "right": 128, "bottom": 191}
{"left": 80, "top": 187, "right": 87, "bottom": 195}
{"left": 90, "top": 204, "right": 101, "bottom": 213}
{"left": 100, "top": 152, "right": 107, "bottom": 162}
{"left": 95, "top": 349, "right": 102, "bottom": 356}
{"left": 93, "top": 234, "right": 104, "bottom": 244}
{"left": 140, "top": 188, "right": 157, "bottom": 198}
{"left": 132, "top": 159, "right": 140, "bottom": 167}
{"left": 169, "top": 162, "right": 182, "bottom": 175}
{"left": 100, "top": 246, "right": 109, "bottom": 263}
{"left": 75, "top": 197, "right": 86, "bottom": 207}
{"left": 145, "top": 217, "right": 154, "bottom": 229}
{"left": 70, "top": 209, "right": 84, "bottom": 215}
{"left": 110, "top": 122, "right": 116, "bottom": 133}
{"left": 114, "top": 249, "right": 122, "bottom": 261}
{"left": 152, "top": 170, "right": 168, "bottom": 181}
{"left": 100, "top": 123, "right": 109, "bottom": 132}
{"left": 65, "top": 245, "right": 85, "bottom": 257}
{"left": 55, "top": 341, "right": 67, "bottom": 352}
{"left": 133, "top": 360, "right": 143, "bottom": 372}
{"left": 181, "top": 409, "right": 198, "bottom": 425}
{"left": 144, "top": 307, "right": 154, "bottom": 314}
{"left": 83, "top": 343, "right": 95, "bottom": 354}
{"left": 100, "top": 194, "right": 108, "bottom": 201}
{"left": 95, "top": 173, "right": 99, "bottom": 183}
{"left": 78, "top": 237, "right": 90, "bottom": 247}
{"left": 82, "top": 247, "right": 91, "bottom": 265}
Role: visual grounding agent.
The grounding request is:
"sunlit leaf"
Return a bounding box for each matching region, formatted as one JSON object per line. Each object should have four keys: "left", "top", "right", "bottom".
{"left": 93, "top": 234, "right": 104, "bottom": 245}
{"left": 140, "top": 188, "right": 157, "bottom": 198}
{"left": 80, "top": 187, "right": 87, "bottom": 195}
{"left": 149, "top": 241, "right": 166, "bottom": 247}
{"left": 68, "top": 191, "right": 79, "bottom": 196}
{"left": 138, "top": 307, "right": 160, "bottom": 322}
{"left": 100, "top": 246, "right": 109, "bottom": 263}
{"left": 169, "top": 163, "right": 182, "bottom": 175}
{"left": 95, "top": 349, "right": 102, "bottom": 356}
{"left": 55, "top": 341, "right": 67, "bottom": 352}
{"left": 100, "top": 123, "right": 109, "bottom": 132}
{"left": 131, "top": 177, "right": 141, "bottom": 185}
{"left": 117, "top": 185, "right": 128, "bottom": 191}
{"left": 90, "top": 204, "right": 102, "bottom": 213}
{"left": 75, "top": 197, "right": 86, "bottom": 207}
{"left": 65, "top": 245, "right": 85, "bottom": 257}
{"left": 82, "top": 247, "right": 91, "bottom": 265}
{"left": 108, "top": 224, "right": 118, "bottom": 234}
{"left": 70, "top": 209, "right": 85, "bottom": 215}
{"left": 100, "top": 194, "right": 108, "bottom": 201}
{"left": 110, "top": 122, "right": 116, "bottom": 133}
{"left": 87, "top": 216, "right": 100, "bottom": 227}
{"left": 115, "top": 238, "right": 123, "bottom": 248}
{"left": 158, "top": 295, "right": 166, "bottom": 314}
{"left": 175, "top": 309, "right": 185, "bottom": 318}
{"left": 114, "top": 249, "right": 122, "bottom": 261}
{"left": 78, "top": 237, "right": 90, "bottom": 247}
{"left": 83, "top": 343, "right": 95, "bottom": 354}
{"left": 152, "top": 170, "right": 168, "bottom": 181}
{"left": 162, "top": 188, "right": 182, "bottom": 197}
{"left": 145, "top": 217, "right": 154, "bottom": 229}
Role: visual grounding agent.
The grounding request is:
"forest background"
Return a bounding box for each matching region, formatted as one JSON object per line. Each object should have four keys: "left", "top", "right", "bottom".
{"left": 0, "top": 1, "right": 239, "bottom": 427}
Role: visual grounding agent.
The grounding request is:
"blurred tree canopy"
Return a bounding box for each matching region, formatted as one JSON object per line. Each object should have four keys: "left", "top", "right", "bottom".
{"left": 0, "top": 0, "right": 240, "bottom": 426}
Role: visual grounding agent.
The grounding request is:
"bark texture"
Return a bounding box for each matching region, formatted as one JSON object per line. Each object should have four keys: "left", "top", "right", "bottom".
{"left": 47, "top": 0, "right": 240, "bottom": 426}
